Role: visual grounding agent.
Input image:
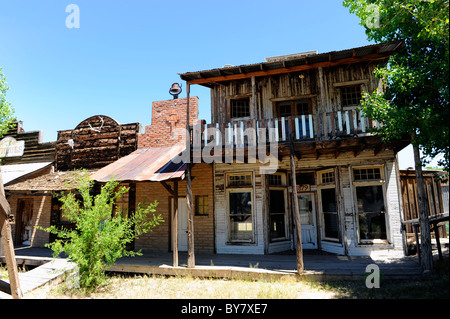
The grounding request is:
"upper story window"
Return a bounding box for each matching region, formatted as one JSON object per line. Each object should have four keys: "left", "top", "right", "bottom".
{"left": 231, "top": 98, "right": 250, "bottom": 119}
{"left": 354, "top": 167, "right": 382, "bottom": 181}
{"left": 275, "top": 99, "right": 312, "bottom": 117}
{"left": 341, "top": 85, "right": 362, "bottom": 107}
{"left": 228, "top": 173, "right": 252, "bottom": 187}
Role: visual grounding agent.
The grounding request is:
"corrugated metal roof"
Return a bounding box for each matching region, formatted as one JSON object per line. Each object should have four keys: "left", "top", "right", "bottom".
{"left": 91, "top": 144, "right": 186, "bottom": 182}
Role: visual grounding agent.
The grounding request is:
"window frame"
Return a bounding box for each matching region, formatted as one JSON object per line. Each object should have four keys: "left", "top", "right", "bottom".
{"left": 230, "top": 97, "right": 251, "bottom": 120}
{"left": 268, "top": 173, "right": 288, "bottom": 242}
{"left": 340, "top": 85, "right": 363, "bottom": 109}
{"left": 317, "top": 168, "right": 340, "bottom": 243}
{"left": 195, "top": 195, "right": 209, "bottom": 216}
{"left": 275, "top": 98, "right": 312, "bottom": 118}
{"left": 226, "top": 172, "right": 255, "bottom": 244}
{"left": 351, "top": 165, "right": 389, "bottom": 244}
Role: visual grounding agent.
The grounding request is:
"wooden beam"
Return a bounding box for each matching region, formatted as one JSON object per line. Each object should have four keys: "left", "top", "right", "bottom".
{"left": 186, "top": 83, "right": 195, "bottom": 269}
{"left": 289, "top": 119, "right": 304, "bottom": 275}
{"left": 0, "top": 169, "right": 22, "bottom": 299}
{"left": 160, "top": 181, "right": 175, "bottom": 196}
{"left": 173, "top": 180, "right": 178, "bottom": 267}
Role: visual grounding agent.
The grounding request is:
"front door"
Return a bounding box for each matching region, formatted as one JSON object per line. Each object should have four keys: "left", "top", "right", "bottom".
{"left": 298, "top": 193, "right": 317, "bottom": 249}
{"left": 172, "top": 198, "right": 188, "bottom": 252}
{"left": 16, "top": 199, "right": 34, "bottom": 246}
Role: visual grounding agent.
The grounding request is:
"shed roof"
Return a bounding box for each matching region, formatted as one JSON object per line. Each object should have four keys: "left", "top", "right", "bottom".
{"left": 1, "top": 162, "right": 53, "bottom": 186}
{"left": 179, "top": 40, "right": 404, "bottom": 87}
{"left": 4, "top": 170, "right": 94, "bottom": 191}
{"left": 91, "top": 144, "right": 186, "bottom": 182}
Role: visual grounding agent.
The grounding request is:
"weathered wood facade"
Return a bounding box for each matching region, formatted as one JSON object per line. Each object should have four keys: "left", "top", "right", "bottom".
{"left": 400, "top": 169, "right": 448, "bottom": 243}
{"left": 180, "top": 41, "right": 410, "bottom": 257}
{"left": 56, "top": 115, "right": 141, "bottom": 171}
{"left": 1, "top": 121, "right": 55, "bottom": 165}
{"left": 5, "top": 116, "right": 141, "bottom": 248}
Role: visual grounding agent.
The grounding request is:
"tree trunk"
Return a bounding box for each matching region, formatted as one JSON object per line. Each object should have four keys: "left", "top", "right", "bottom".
{"left": 412, "top": 136, "right": 433, "bottom": 274}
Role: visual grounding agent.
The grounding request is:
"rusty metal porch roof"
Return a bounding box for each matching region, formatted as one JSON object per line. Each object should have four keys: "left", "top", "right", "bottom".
{"left": 91, "top": 144, "right": 186, "bottom": 183}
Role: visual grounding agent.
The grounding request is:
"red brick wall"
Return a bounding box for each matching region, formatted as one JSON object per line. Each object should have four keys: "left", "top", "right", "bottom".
{"left": 134, "top": 163, "right": 214, "bottom": 254}
{"left": 138, "top": 97, "right": 199, "bottom": 149}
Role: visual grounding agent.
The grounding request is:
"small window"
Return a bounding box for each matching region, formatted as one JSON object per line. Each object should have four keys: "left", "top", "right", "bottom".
{"left": 195, "top": 196, "right": 208, "bottom": 216}
{"left": 320, "top": 171, "right": 335, "bottom": 184}
{"left": 231, "top": 98, "right": 250, "bottom": 118}
{"left": 354, "top": 168, "right": 382, "bottom": 181}
{"left": 228, "top": 173, "right": 252, "bottom": 187}
{"left": 275, "top": 99, "right": 312, "bottom": 117}
{"left": 296, "top": 172, "right": 315, "bottom": 186}
{"left": 268, "top": 174, "right": 284, "bottom": 186}
{"left": 341, "top": 85, "right": 362, "bottom": 107}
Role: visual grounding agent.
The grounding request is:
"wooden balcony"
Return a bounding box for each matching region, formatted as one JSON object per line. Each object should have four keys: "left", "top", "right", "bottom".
{"left": 189, "top": 109, "right": 410, "bottom": 160}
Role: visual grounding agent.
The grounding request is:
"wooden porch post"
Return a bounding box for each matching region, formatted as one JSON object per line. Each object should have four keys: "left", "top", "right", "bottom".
{"left": 186, "top": 83, "right": 195, "bottom": 268}
{"left": 412, "top": 137, "right": 433, "bottom": 273}
{"left": 289, "top": 117, "right": 304, "bottom": 274}
{"left": 0, "top": 169, "right": 22, "bottom": 299}
{"left": 173, "top": 180, "right": 178, "bottom": 267}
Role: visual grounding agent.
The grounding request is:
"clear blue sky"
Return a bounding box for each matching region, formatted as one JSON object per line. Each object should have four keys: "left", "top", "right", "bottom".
{"left": 0, "top": 0, "right": 434, "bottom": 168}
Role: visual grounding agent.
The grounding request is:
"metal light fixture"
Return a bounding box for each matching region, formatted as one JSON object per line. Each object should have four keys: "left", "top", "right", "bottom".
{"left": 169, "top": 83, "right": 182, "bottom": 99}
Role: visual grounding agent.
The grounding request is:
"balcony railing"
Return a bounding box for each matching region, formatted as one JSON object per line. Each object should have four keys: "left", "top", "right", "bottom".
{"left": 191, "top": 109, "right": 380, "bottom": 148}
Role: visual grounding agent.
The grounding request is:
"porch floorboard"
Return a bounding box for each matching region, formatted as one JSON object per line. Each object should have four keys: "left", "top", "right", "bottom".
{"left": 2, "top": 246, "right": 428, "bottom": 286}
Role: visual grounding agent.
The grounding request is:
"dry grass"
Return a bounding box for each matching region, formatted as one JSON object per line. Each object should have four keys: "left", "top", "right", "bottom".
{"left": 24, "top": 274, "right": 336, "bottom": 299}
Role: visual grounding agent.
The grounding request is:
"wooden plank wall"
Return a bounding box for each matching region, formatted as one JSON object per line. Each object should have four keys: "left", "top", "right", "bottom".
{"left": 400, "top": 171, "right": 447, "bottom": 238}
{"left": 56, "top": 115, "right": 140, "bottom": 171}
{"left": 210, "top": 62, "right": 381, "bottom": 124}
{"left": 2, "top": 122, "right": 56, "bottom": 165}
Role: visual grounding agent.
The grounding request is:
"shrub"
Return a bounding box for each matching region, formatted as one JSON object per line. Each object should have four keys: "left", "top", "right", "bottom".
{"left": 39, "top": 171, "right": 163, "bottom": 290}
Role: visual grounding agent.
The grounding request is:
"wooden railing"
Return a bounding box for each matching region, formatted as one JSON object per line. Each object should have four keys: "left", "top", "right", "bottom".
{"left": 191, "top": 109, "right": 381, "bottom": 147}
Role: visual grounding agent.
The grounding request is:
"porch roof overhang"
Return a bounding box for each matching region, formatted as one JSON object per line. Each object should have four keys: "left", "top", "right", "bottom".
{"left": 91, "top": 144, "right": 187, "bottom": 183}
{"left": 4, "top": 169, "right": 96, "bottom": 192}
{"left": 179, "top": 40, "right": 404, "bottom": 88}
{"left": 1, "top": 162, "right": 53, "bottom": 186}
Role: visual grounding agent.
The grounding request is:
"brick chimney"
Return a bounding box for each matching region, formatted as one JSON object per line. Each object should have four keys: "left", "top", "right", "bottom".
{"left": 138, "top": 96, "right": 199, "bottom": 149}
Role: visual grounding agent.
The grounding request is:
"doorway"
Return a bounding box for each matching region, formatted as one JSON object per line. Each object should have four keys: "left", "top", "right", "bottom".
{"left": 15, "top": 199, "right": 33, "bottom": 246}
{"left": 171, "top": 198, "right": 188, "bottom": 252}
{"left": 297, "top": 193, "right": 317, "bottom": 249}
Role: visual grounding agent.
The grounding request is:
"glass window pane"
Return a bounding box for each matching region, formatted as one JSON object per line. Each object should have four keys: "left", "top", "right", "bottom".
{"left": 269, "top": 190, "right": 286, "bottom": 240}
{"left": 321, "top": 188, "right": 339, "bottom": 240}
{"left": 324, "top": 212, "right": 339, "bottom": 239}
{"left": 356, "top": 185, "right": 387, "bottom": 240}
{"left": 298, "top": 195, "right": 313, "bottom": 225}
{"left": 229, "top": 192, "right": 253, "bottom": 241}
{"left": 321, "top": 188, "right": 336, "bottom": 212}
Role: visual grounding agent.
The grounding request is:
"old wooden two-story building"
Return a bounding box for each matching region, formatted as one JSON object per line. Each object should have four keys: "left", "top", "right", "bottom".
{"left": 178, "top": 40, "right": 410, "bottom": 257}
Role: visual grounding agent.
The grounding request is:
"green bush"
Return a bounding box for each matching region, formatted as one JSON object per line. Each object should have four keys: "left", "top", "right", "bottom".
{"left": 39, "top": 171, "right": 163, "bottom": 290}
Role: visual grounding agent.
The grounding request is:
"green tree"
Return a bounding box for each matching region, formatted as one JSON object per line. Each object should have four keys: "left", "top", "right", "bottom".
{"left": 343, "top": 0, "right": 449, "bottom": 273}
{"left": 0, "top": 68, "right": 16, "bottom": 137}
{"left": 39, "top": 171, "right": 164, "bottom": 290}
